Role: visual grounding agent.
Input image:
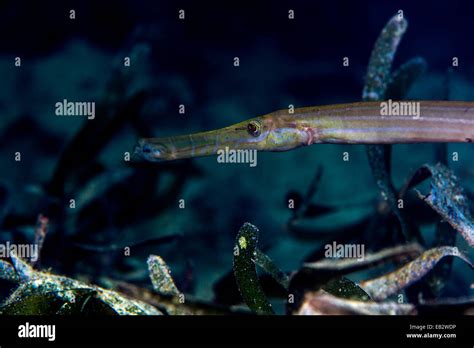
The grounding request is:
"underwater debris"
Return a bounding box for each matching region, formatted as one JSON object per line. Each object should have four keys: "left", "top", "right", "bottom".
{"left": 360, "top": 246, "right": 473, "bottom": 301}
{"left": 405, "top": 163, "right": 474, "bottom": 247}
{"left": 428, "top": 92, "right": 454, "bottom": 295}
{"left": 304, "top": 243, "right": 423, "bottom": 271}
{"left": 321, "top": 277, "right": 370, "bottom": 302}
{"left": 362, "top": 13, "right": 408, "bottom": 100}
{"left": 363, "top": 13, "right": 414, "bottom": 242}
{"left": 255, "top": 249, "right": 290, "bottom": 291}
{"left": 365, "top": 144, "right": 411, "bottom": 241}
{"left": 212, "top": 269, "right": 288, "bottom": 308}
{"left": 295, "top": 291, "right": 415, "bottom": 315}
{"left": 10, "top": 250, "right": 35, "bottom": 282}
{"left": 32, "top": 214, "right": 48, "bottom": 267}
{"left": 0, "top": 259, "right": 19, "bottom": 282}
{"left": 293, "top": 278, "right": 396, "bottom": 315}
{"left": 233, "top": 222, "right": 275, "bottom": 315}
{"left": 1, "top": 288, "right": 119, "bottom": 315}
{"left": 147, "top": 255, "right": 180, "bottom": 296}
{"left": 114, "top": 281, "right": 249, "bottom": 315}
{"left": 420, "top": 154, "right": 456, "bottom": 297}
{"left": 286, "top": 269, "right": 372, "bottom": 314}
{"left": 425, "top": 221, "right": 457, "bottom": 297}
{"left": 0, "top": 252, "right": 161, "bottom": 315}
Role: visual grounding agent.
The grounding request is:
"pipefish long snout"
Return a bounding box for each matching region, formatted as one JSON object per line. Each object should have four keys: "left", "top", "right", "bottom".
{"left": 134, "top": 100, "right": 474, "bottom": 162}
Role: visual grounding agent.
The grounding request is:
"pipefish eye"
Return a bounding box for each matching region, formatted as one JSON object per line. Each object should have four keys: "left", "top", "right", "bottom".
{"left": 247, "top": 120, "right": 262, "bottom": 137}
{"left": 140, "top": 142, "right": 166, "bottom": 160}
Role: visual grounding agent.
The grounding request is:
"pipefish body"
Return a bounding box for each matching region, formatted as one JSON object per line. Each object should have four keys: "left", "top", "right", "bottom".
{"left": 135, "top": 100, "right": 474, "bottom": 162}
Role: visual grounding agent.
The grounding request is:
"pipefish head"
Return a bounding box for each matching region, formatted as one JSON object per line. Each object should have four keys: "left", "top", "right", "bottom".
{"left": 134, "top": 120, "right": 268, "bottom": 162}
{"left": 134, "top": 113, "right": 309, "bottom": 162}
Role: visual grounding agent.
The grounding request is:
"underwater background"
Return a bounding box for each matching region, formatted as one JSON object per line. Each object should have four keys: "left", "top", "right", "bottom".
{"left": 0, "top": 0, "right": 473, "bottom": 314}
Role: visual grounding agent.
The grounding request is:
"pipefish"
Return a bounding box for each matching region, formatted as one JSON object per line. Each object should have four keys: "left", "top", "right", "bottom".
{"left": 134, "top": 100, "right": 474, "bottom": 162}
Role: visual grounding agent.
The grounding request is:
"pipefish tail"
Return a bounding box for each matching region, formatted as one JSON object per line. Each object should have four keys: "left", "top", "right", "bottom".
{"left": 134, "top": 100, "right": 474, "bottom": 162}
